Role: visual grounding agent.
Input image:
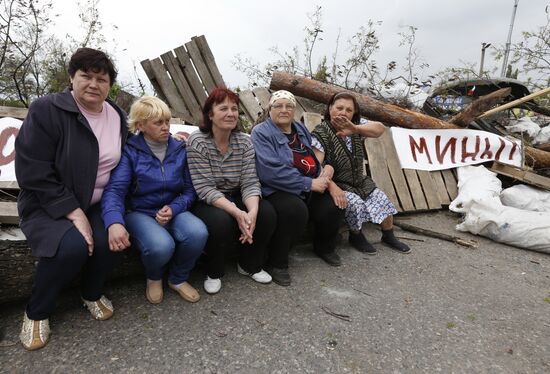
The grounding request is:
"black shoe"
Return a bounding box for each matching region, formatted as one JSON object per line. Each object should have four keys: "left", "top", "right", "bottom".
{"left": 268, "top": 267, "right": 291, "bottom": 286}
{"left": 381, "top": 229, "right": 411, "bottom": 254}
{"left": 316, "top": 251, "right": 342, "bottom": 267}
{"left": 348, "top": 231, "right": 377, "bottom": 255}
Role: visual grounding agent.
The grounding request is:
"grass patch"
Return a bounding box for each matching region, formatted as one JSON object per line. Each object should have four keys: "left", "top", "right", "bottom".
{"left": 446, "top": 321, "right": 457, "bottom": 329}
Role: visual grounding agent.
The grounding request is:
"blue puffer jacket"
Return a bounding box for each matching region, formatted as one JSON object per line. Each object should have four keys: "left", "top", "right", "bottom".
{"left": 102, "top": 133, "right": 196, "bottom": 228}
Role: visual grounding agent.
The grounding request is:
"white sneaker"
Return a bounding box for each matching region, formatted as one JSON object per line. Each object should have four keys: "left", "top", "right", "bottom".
{"left": 237, "top": 264, "right": 272, "bottom": 284}
{"left": 204, "top": 276, "right": 221, "bottom": 294}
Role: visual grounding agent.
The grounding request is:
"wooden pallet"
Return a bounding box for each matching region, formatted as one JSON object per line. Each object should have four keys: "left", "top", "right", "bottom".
{"left": 491, "top": 162, "right": 550, "bottom": 191}
{"left": 141, "top": 35, "right": 225, "bottom": 125}
{"left": 238, "top": 87, "right": 322, "bottom": 126}
{"left": 365, "top": 131, "right": 458, "bottom": 212}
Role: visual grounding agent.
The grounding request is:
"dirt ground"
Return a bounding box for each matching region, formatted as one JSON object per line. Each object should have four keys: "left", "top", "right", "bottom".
{"left": 1, "top": 210, "right": 549, "bottom": 373}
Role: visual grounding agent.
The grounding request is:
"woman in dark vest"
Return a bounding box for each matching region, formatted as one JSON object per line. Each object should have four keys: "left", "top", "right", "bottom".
{"left": 311, "top": 92, "right": 411, "bottom": 255}
{"left": 15, "top": 48, "right": 128, "bottom": 350}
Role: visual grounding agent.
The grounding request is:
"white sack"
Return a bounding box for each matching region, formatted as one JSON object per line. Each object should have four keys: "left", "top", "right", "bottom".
{"left": 533, "top": 125, "right": 550, "bottom": 145}
{"left": 505, "top": 117, "right": 540, "bottom": 138}
{"left": 500, "top": 184, "right": 550, "bottom": 212}
{"left": 448, "top": 165, "right": 502, "bottom": 213}
{"left": 456, "top": 196, "right": 550, "bottom": 254}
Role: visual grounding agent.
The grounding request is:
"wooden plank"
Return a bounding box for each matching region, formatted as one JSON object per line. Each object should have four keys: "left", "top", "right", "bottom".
{"left": 293, "top": 100, "right": 306, "bottom": 123}
{"left": 491, "top": 162, "right": 550, "bottom": 191}
{"left": 252, "top": 87, "right": 272, "bottom": 109}
{"left": 238, "top": 90, "right": 263, "bottom": 123}
{"left": 140, "top": 59, "right": 169, "bottom": 104}
{"left": 192, "top": 35, "right": 225, "bottom": 87}
{"left": 441, "top": 169, "right": 458, "bottom": 200}
{"left": 364, "top": 137, "right": 401, "bottom": 211}
{"left": 0, "top": 106, "right": 27, "bottom": 119}
{"left": 185, "top": 39, "right": 217, "bottom": 93}
{"left": 296, "top": 97, "right": 319, "bottom": 113}
{"left": 379, "top": 131, "right": 415, "bottom": 211}
{"left": 0, "top": 201, "right": 19, "bottom": 224}
{"left": 403, "top": 169, "right": 428, "bottom": 210}
{"left": 148, "top": 58, "right": 194, "bottom": 123}
{"left": 416, "top": 171, "right": 442, "bottom": 210}
{"left": 160, "top": 51, "right": 202, "bottom": 124}
{"left": 173, "top": 46, "right": 208, "bottom": 106}
{"left": 430, "top": 170, "right": 451, "bottom": 205}
{"left": 302, "top": 112, "right": 323, "bottom": 132}
{"left": 0, "top": 181, "right": 19, "bottom": 189}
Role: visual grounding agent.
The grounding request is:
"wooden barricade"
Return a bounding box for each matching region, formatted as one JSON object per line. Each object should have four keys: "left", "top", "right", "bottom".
{"left": 141, "top": 35, "right": 225, "bottom": 125}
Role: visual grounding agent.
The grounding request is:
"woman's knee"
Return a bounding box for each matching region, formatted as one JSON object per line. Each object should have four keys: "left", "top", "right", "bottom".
{"left": 195, "top": 207, "right": 235, "bottom": 239}
{"left": 269, "top": 193, "right": 308, "bottom": 224}
{"left": 57, "top": 226, "right": 89, "bottom": 264}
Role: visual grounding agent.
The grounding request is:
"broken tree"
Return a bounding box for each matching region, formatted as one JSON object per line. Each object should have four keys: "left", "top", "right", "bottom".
{"left": 269, "top": 72, "right": 550, "bottom": 169}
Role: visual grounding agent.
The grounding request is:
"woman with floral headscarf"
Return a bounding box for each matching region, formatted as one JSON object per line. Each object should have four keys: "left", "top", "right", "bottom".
{"left": 251, "top": 90, "right": 344, "bottom": 287}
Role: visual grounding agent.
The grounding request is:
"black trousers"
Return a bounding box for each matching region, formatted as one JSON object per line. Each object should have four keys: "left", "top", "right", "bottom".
{"left": 26, "top": 204, "right": 122, "bottom": 320}
{"left": 192, "top": 198, "right": 276, "bottom": 279}
{"left": 265, "top": 191, "right": 344, "bottom": 269}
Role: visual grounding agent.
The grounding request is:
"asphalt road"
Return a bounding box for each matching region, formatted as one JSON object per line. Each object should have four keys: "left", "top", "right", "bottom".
{"left": 1, "top": 211, "right": 549, "bottom": 373}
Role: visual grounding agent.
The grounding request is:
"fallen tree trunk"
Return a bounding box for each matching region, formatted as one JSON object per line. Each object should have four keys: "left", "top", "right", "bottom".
{"left": 449, "top": 88, "right": 511, "bottom": 127}
{"left": 270, "top": 71, "right": 550, "bottom": 169}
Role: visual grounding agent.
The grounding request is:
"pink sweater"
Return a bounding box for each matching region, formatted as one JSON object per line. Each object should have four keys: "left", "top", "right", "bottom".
{"left": 74, "top": 96, "right": 122, "bottom": 205}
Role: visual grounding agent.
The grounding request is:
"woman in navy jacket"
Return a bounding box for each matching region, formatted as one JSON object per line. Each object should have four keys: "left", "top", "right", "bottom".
{"left": 251, "top": 90, "right": 344, "bottom": 286}
{"left": 15, "top": 48, "right": 128, "bottom": 350}
{"left": 102, "top": 96, "right": 207, "bottom": 305}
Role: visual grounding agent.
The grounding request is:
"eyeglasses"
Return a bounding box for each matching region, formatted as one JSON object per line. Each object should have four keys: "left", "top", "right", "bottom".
{"left": 271, "top": 103, "right": 296, "bottom": 111}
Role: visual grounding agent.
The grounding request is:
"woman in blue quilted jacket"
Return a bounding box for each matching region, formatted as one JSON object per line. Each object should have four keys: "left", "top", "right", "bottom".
{"left": 101, "top": 96, "right": 208, "bottom": 305}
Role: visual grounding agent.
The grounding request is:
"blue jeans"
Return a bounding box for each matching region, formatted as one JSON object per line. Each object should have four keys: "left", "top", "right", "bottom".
{"left": 125, "top": 211, "right": 208, "bottom": 284}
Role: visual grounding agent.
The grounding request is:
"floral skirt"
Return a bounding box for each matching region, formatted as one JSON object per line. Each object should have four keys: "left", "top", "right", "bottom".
{"left": 344, "top": 188, "right": 397, "bottom": 231}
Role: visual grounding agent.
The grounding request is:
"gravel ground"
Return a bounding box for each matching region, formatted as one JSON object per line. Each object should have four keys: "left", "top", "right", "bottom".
{"left": 1, "top": 210, "right": 549, "bottom": 373}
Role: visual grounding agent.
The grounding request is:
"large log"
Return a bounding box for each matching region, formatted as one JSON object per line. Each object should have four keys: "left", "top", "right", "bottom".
{"left": 0, "top": 238, "right": 144, "bottom": 304}
{"left": 270, "top": 72, "right": 550, "bottom": 169}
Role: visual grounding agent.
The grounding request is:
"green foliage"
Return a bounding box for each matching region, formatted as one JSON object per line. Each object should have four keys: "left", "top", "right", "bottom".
{"left": 0, "top": 0, "right": 118, "bottom": 107}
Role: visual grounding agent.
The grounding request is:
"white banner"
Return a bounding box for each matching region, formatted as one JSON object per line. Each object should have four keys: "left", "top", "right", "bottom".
{"left": 0, "top": 119, "right": 199, "bottom": 182}
{"left": 391, "top": 127, "right": 522, "bottom": 171}
{"left": 0, "top": 117, "right": 23, "bottom": 181}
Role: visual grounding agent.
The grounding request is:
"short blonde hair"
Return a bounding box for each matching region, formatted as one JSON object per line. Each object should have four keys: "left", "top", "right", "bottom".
{"left": 128, "top": 96, "right": 172, "bottom": 133}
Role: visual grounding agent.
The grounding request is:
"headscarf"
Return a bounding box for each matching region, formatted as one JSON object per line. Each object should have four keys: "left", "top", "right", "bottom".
{"left": 269, "top": 90, "right": 296, "bottom": 107}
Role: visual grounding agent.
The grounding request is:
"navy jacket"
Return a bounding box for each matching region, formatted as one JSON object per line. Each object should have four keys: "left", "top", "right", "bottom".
{"left": 101, "top": 133, "right": 196, "bottom": 228}
{"left": 15, "top": 89, "right": 128, "bottom": 257}
{"left": 251, "top": 118, "right": 321, "bottom": 197}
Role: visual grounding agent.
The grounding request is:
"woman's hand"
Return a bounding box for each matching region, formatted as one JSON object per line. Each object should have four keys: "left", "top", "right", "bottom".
{"left": 328, "top": 182, "right": 348, "bottom": 209}
{"left": 332, "top": 116, "right": 357, "bottom": 137}
{"left": 108, "top": 223, "right": 131, "bottom": 252}
{"left": 234, "top": 209, "right": 254, "bottom": 244}
{"left": 66, "top": 208, "right": 94, "bottom": 256}
{"left": 156, "top": 205, "right": 173, "bottom": 226}
{"left": 311, "top": 176, "right": 329, "bottom": 193}
{"left": 320, "top": 164, "right": 334, "bottom": 180}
